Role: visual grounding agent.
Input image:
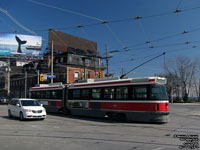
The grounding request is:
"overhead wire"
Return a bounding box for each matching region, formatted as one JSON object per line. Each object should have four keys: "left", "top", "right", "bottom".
{"left": 28, "top": 0, "right": 104, "bottom": 22}
{"left": 28, "top": 0, "right": 127, "bottom": 51}
{"left": 20, "top": 0, "right": 200, "bottom": 55}
{"left": 0, "top": 16, "right": 16, "bottom": 32}
{"left": 0, "top": 7, "right": 37, "bottom": 35}
{"left": 104, "top": 24, "right": 126, "bottom": 49}
{"left": 176, "top": 0, "right": 183, "bottom": 9}
{"left": 3, "top": 0, "right": 200, "bottom": 75}
{"left": 110, "top": 44, "right": 199, "bottom": 68}
{"left": 27, "top": 4, "right": 200, "bottom": 32}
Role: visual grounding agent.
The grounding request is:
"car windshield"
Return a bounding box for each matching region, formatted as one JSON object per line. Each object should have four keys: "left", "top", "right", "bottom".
{"left": 20, "top": 100, "right": 41, "bottom": 106}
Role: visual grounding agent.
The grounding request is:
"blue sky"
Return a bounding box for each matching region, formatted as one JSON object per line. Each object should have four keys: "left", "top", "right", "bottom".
{"left": 1, "top": 0, "right": 200, "bottom": 77}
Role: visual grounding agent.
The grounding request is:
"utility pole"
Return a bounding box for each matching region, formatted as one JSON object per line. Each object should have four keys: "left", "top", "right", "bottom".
{"left": 7, "top": 58, "right": 10, "bottom": 100}
{"left": 105, "top": 44, "right": 109, "bottom": 76}
{"left": 94, "top": 56, "right": 96, "bottom": 78}
{"left": 37, "top": 70, "right": 40, "bottom": 85}
{"left": 25, "top": 70, "right": 27, "bottom": 98}
{"left": 51, "top": 40, "right": 54, "bottom": 84}
{"left": 104, "top": 45, "right": 119, "bottom": 77}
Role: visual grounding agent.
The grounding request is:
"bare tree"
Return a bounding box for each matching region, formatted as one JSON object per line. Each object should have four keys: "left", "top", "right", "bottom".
{"left": 164, "top": 56, "right": 199, "bottom": 102}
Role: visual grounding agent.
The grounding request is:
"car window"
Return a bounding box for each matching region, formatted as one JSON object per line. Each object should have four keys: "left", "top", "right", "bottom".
{"left": 10, "top": 100, "right": 18, "bottom": 105}
{"left": 20, "top": 100, "right": 41, "bottom": 106}
{"left": 16, "top": 101, "right": 20, "bottom": 106}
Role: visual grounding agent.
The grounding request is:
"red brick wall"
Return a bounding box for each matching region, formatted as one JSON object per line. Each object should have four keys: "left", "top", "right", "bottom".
{"left": 67, "top": 67, "right": 97, "bottom": 83}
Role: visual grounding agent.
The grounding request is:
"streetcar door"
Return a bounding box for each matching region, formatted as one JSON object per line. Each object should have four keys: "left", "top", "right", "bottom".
{"left": 91, "top": 102, "right": 101, "bottom": 109}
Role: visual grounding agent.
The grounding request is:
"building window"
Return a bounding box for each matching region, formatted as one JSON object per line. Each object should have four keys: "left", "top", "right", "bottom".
{"left": 60, "top": 58, "right": 64, "bottom": 63}
{"left": 88, "top": 71, "right": 91, "bottom": 78}
{"left": 82, "top": 72, "right": 85, "bottom": 79}
{"left": 85, "top": 58, "right": 90, "bottom": 66}
{"left": 74, "top": 72, "right": 79, "bottom": 81}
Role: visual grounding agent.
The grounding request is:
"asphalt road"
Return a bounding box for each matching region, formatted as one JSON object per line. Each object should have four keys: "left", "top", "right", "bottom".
{"left": 0, "top": 104, "right": 199, "bottom": 150}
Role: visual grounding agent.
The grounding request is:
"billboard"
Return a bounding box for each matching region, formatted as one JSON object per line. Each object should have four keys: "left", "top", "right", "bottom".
{"left": 0, "top": 33, "right": 42, "bottom": 57}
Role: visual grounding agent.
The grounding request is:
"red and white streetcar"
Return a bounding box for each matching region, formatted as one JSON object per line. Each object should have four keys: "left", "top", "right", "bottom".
{"left": 30, "top": 76, "right": 169, "bottom": 123}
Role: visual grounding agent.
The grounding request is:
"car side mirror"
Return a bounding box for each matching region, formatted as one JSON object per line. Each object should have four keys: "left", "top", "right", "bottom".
{"left": 40, "top": 104, "right": 43, "bottom": 107}
{"left": 16, "top": 104, "right": 20, "bottom": 107}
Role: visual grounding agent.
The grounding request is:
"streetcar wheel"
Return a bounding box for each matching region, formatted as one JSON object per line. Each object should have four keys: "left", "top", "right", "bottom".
{"left": 116, "top": 113, "right": 126, "bottom": 121}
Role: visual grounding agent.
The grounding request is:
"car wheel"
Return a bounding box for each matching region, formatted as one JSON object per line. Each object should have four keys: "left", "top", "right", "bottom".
{"left": 8, "top": 110, "right": 12, "bottom": 118}
{"left": 19, "top": 112, "right": 24, "bottom": 121}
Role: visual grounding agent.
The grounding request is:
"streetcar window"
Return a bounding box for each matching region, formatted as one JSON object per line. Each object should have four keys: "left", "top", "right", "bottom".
{"left": 31, "top": 92, "right": 36, "bottom": 99}
{"left": 150, "top": 85, "right": 168, "bottom": 100}
{"left": 36, "top": 91, "right": 41, "bottom": 99}
{"left": 58, "top": 90, "right": 62, "bottom": 99}
{"left": 104, "top": 87, "right": 115, "bottom": 99}
{"left": 51, "top": 90, "right": 62, "bottom": 99}
{"left": 81, "top": 89, "right": 90, "bottom": 99}
{"left": 46, "top": 91, "right": 51, "bottom": 99}
{"left": 40, "top": 91, "right": 46, "bottom": 99}
{"left": 92, "top": 88, "right": 101, "bottom": 99}
{"left": 116, "top": 87, "right": 128, "bottom": 99}
{"left": 133, "top": 86, "right": 147, "bottom": 99}
{"left": 73, "top": 89, "right": 81, "bottom": 99}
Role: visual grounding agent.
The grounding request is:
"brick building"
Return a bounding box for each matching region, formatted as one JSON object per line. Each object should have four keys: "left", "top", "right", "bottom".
{"left": 0, "top": 29, "right": 105, "bottom": 98}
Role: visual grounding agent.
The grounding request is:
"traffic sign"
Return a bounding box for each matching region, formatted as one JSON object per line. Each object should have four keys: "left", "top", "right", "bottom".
{"left": 47, "top": 75, "right": 56, "bottom": 78}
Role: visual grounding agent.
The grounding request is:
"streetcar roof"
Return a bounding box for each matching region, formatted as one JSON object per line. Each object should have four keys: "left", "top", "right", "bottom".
{"left": 29, "top": 77, "right": 167, "bottom": 90}
{"left": 30, "top": 82, "right": 65, "bottom": 91}
{"left": 69, "top": 77, "right": 167, "bottom": 88}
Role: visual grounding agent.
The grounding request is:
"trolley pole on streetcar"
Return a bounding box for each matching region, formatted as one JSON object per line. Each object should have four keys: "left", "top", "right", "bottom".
{"left": 120, "top": 52, "right": 166, "bottom": 79}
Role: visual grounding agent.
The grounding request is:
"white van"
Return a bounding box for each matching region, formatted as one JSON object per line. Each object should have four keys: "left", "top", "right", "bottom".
{"left": 8, "top": 98, "right": 46, "bottom": 121}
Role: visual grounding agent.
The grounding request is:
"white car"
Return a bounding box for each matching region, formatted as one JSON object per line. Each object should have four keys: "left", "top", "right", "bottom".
{"left": 8, "top": 98, "right": 46, "bottom": 121}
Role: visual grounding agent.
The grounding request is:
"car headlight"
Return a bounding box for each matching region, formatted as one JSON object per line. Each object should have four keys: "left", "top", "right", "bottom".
{"left": 24, "top": 109, "right": 32, "bottom": 112}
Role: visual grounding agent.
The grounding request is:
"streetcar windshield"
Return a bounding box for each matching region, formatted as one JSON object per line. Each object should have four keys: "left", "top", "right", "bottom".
{"left": 150, "top": 85, "right": 168, "bottom": 100}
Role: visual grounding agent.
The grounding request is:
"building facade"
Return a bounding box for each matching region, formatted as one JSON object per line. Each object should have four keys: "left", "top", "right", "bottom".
{"left": 0, "top": 30, "right": 105, "bottom": 99}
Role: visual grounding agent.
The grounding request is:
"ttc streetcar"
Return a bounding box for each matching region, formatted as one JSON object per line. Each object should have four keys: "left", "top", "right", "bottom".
{"left": 30, "top": 77, "right": 169, "bottom": 123}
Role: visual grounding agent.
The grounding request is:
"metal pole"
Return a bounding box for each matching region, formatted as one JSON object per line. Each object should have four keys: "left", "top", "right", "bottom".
{"left": 83, "top": 57, "right": 86, "bottom": 79}
{"left": 51, "top": 40, "right": 54, "bottom": 83}
{"left": 7, "top": 58, "right": 10, "bottom": 99}
{"left": 105, "top": 44, "right": 108, "bottom": 76}
{"left": 25, "top": 71, "right": 27, "bottom": 98}
{"left": 37, "top": 70, "right": 40, "bottom": 85}
{"left": 94, "top": 56, "right": 96, "bottom": 78}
